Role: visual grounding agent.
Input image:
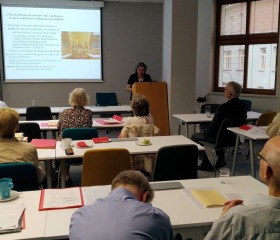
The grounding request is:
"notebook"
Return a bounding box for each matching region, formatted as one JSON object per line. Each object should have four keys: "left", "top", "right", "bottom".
{"left": 190, "top": 188, "right": 227, "bottom": 208}
{"left": 93, "top": 136, "right": 111, "bottom": 143}
{"left": 150, "top": 182, "right": 184, "bottom": 191}
{"left": 30, "top": 139, "right": 56, "bottom": 149}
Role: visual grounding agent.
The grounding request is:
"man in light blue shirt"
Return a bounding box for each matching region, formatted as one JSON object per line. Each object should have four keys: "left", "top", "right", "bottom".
{"left": 205, "top": 136, "right": 280, "bottom": 239}
{"left": 69, "top": 170, "right": 173, "bottom": 240}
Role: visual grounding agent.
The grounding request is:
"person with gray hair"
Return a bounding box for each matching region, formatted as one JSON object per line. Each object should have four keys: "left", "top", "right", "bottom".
{"left": 192, "top": 81, "right": 247, "bottom": 171}
{"left": 205, "top": 135, "right": 280, "bottom": 239}
{"left": 0, "top": 100, "right": 7, "bottom": 108}
{"left": 57, "top": 88, "right": 92, "bottom": 140}
{"left": 69, "top": 170, "right": 173, "bottom": 240}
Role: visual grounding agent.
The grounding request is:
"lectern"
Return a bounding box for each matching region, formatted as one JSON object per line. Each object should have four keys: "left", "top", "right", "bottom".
{"left": 132, "top": 82, "right": 170, "bottom": 135}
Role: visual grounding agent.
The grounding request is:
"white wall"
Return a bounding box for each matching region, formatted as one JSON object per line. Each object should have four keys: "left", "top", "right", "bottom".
{"left": 2, "top": 2, "right": 163, "bottom": 107}
{"left": 163, "top": 0, "right": 198, "bottom": 134}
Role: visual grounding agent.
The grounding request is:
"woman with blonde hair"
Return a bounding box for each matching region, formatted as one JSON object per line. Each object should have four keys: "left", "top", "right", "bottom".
{"left": 0, "top": 107, "right": 45, "bottom": 182}
{"left": 57, "top": 88, "right": 93, "bottom": 140}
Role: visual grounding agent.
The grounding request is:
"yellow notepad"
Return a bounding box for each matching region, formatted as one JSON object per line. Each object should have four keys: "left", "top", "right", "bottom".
{"left": 191, "top": 189, "right": 227, "bottom": 208}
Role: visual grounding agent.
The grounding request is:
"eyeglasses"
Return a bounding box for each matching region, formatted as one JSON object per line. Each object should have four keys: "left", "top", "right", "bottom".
{"left": 257, "top": 152, "right": 270, "bottom": 164}
{"left": 257, "top": 152, "right": 266, "bottom": 161}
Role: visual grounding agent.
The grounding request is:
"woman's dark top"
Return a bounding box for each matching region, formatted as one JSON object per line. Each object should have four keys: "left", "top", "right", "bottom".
{"left": 127, "top": 73, "right": 152, "bottom": 100}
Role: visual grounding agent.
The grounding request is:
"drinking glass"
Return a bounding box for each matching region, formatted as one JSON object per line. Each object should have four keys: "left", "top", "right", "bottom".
{"left": 219, "top": 167, "right": 230, "bottom": 184}
{"left": 61, "top": 138, "right": 72, "bottom": 149}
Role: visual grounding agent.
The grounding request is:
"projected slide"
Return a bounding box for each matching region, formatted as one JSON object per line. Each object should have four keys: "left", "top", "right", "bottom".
{"left": 1, "top": 5, "right": 102, "bottom": 82}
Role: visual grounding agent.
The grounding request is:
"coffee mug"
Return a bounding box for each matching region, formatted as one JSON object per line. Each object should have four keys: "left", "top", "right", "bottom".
{"left": 0, "top": 178, "right": 14, "bottom": 199}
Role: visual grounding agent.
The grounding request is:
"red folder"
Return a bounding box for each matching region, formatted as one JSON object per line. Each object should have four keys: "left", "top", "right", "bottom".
{"left": 113, "top": 115, "right": 123, "bottom": 122}
{"left": 39, "top": 187, "right": 84, "bottom": 211}
{"left": 93, "top": 136, "right": 111, "bottom": 143}
{"left": 40, "top": 122, "right": 48, "bottom": 127}
{"left": 96, "top": 119, "right": 108, "bottom": 125}
{"left": 96, "top": 118, "right": 122, "bottom": 125}
{"left": 31, "top": 139, "right": 56, "bottom": 149}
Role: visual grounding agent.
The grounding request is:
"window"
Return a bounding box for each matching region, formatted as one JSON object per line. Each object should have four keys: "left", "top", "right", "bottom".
{"left": 260, "top": 48, "right": 266, "bottom": 70}
{"left": 239, "top": 49, "right": 245, "bottom": 70}
{"left": 224, "top": 50, "right": 232, "bottom": 69}
{"left": 215, "top": 0, "right": 279, "bottom": 94}
{"left": 272, "top": 46, "right": 277, "bottom": 71}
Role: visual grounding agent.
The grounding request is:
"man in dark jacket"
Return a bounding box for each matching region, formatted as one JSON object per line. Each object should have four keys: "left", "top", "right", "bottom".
{"left": 192, "top": 81, "right": 247, "bottom": 171}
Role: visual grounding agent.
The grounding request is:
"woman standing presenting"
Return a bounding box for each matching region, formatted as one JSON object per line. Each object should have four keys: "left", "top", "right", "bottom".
{"left": 126, "top": 62, "right": 152, "bottom": 100}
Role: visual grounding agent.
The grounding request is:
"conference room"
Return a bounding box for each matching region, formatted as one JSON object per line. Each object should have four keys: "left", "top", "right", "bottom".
{"left": 0, "top": 0, "right": 279, "bottom": 239}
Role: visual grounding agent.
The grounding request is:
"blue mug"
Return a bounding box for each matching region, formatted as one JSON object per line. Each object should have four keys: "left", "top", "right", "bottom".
{"left": 0, "top": 178, "right": 14, "bottom": 199}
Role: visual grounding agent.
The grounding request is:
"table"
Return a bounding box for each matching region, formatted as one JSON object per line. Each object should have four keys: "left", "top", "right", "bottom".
{"left": 15, "top": 105, "right": 132, "bottom": 118}
{"left": 19, "top": 118, "right": 126, "bottom": 135}
{"left": 227, "top": 126, "right": 269, "bottom": 178}
{"left": 19, "top": 118, "right": 126, "bottom": 141}
{"left": 1, "top": 176, "right": 267, "bottom": 240}
{"left": 37, "top": 148, "right": 56, "bottom": 189}
{"left": 0, "top": 191, "right": 46, "bottom": 240}
{"left": 55, "top": 135, "right": 205, "bottom": 188}
{"left": 173, "top": 111, "right": 261, "bottom": 137}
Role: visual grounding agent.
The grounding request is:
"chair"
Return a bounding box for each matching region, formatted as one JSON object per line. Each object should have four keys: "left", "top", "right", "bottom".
{"left": 26, "top": 106, "right": 53, "bottom": 121}
{"left": 96, "top": 92, "right": 118, "bottom": 118}
{"left": 152, "top": 145, "right": 198, "bottom": 181}
{"left": 17, "top": 122, "right": 41, "bottom": 142}
{"left": 96, "top": 92, "right": 118, "bottom": 106}
{"left": 240, "top": 99, "right": 252, "bottom": 112}
{"left": 81, "top": 148, "right": 131, "bottom": 186}
{"left": 200, "top": 104, "right": 220, "bottom": 114}
{"left": 199, "top": 118, "right": 246, "bottom": 176}
{"left": 61, "top": 128, "right": 98, "bottom": 165}
{"left": 0, "top": 162, "right": 40, "bottom": 191}
{"left": 62, "top": 128, "right": 98, "bottom": 140}
{"left": 255, "top": 112, "right": 277, "bottom": 126}
{"left": 26, "top": 106, "right": 53, "bottom": 138}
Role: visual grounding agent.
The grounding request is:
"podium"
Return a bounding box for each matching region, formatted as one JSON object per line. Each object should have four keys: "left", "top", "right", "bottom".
{"left": 132, "top": 82, "right": 170, "bottom": 135}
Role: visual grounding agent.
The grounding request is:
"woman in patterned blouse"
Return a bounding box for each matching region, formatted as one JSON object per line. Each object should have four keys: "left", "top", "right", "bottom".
{"left": 119, "top": 94, "right": 160, "bottom": 177}
{"left": 57, "top": 88, "right": 93, "bottom": 139}
{"left": 57, "top": 88, "right": 92, "bottom": 186}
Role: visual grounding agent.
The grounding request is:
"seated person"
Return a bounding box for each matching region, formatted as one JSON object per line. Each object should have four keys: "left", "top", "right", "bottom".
{"left": 57, "top": 88, "right": 93, "bottom": 186}
{"left": 119, "top": 94, "right": 160, "bottom": 176}
{"left": 57, "top": 88, "right": 93, "bottom": 140}
{"left": 266, "top": 113, "right": 280, "bottom": 138}
{"left": 204, "top": 136, "right": 280, "bottom": 239}
{"left": 0, "top": 107, "right": 45, "bottom": 182}
{"left": 69, "top": 170, "right": 173, "bottom": 240}
{"left": 192, "top": 81, "right": 247, "bottom": 171}
{"left": 126, "top": 62, "right": 152, "bottom": 100}
{"left": 0, "top": 100, "right": 7, "bottom": 108}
